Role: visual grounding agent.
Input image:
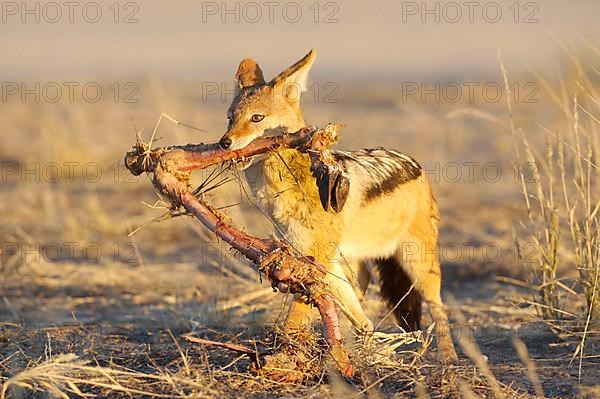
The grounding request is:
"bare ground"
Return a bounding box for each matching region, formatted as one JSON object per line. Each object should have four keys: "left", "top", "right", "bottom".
{"left": 1, "top": 79, "right": 600, "bottom": 398}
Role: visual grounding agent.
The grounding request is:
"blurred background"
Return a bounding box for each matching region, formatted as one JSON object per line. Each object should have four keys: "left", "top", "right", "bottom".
{"left": 2, "top": 0, "right": 600, "bottom": 79}
{"left": 2, "top": 1, "right": 600, "bottom": 397}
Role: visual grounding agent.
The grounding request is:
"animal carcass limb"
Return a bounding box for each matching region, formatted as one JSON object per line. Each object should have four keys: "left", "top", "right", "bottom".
{"left": 124, "top": 124, "right": 354, "bottom": 377}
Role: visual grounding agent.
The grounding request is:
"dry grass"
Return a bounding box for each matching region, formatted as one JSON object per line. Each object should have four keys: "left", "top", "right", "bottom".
{"left": 2, "top": 56, "right": 600, "bottom": 397}
{"left": 1, "top": 319, "right": 532, "bottom": 399}
{"left": 503, "top": 48, "right": 600, "bottom": 383}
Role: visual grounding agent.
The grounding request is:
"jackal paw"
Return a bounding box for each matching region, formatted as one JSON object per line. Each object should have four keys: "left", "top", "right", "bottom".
{"left": 357, "top": 319, "right": 374, "bottom": 333}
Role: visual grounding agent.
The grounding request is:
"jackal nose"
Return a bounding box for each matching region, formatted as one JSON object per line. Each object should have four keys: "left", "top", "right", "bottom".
{"left": 219, "top": 137, "right": 232, "bottom": 149}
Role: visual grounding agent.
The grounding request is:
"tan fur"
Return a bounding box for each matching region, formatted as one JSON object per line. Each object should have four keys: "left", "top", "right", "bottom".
{"left": 219, "top": 49, "right": 457, "bottom": 363}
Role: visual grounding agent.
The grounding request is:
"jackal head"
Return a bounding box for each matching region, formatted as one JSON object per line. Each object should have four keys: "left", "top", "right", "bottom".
{"left": 219, "top": 49, "right": 316, "bottom": 150}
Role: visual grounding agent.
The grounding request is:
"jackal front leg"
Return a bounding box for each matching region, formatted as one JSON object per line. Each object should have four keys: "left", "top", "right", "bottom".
{"left": 325, "top": 260, "right": 374, "bottom": 333}
{"left": 284, "top": 251, "right": 373, "bottom": 334}
{"left": 285, "top": 299, "right": 315, "bottom": 333}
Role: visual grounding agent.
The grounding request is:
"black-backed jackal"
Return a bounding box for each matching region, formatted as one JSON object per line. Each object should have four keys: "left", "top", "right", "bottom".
{"left": 219, "top": 49, "right": 457, "bottom": 363}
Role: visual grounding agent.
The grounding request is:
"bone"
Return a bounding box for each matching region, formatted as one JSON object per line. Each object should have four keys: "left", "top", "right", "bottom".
{"left": 124, "top": 123, "right": 355, "bottom": 378}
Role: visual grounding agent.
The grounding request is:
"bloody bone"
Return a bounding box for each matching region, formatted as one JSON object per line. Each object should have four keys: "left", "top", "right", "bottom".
{"left": 124, "top": 124, "right": 354, "bottom": 377}
{"left": 125, "top": 125, "right": 350, "bottom": 213}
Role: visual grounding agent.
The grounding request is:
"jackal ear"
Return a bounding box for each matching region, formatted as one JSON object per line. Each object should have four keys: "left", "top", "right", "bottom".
{"left": 269, "top": 49, "right": 316, "bottom": 102}
{"left": 235, "top": 58, "right": 266, "bottom": 90}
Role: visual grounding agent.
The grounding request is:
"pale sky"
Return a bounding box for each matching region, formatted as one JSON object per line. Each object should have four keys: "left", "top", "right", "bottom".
{"left": 2, "top": 0, "right": 599, "bottom": 80}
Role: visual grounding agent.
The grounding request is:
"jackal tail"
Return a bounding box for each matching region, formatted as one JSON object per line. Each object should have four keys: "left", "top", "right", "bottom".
{"left": 375, "top": 256, "right": 422, "bottom": 331}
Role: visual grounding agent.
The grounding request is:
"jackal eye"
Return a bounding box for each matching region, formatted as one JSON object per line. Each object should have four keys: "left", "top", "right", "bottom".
{"left": 251, "top": 114, "right": 265, "bottom": 123}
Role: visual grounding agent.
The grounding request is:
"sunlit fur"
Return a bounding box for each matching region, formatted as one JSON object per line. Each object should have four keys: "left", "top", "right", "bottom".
{"left": 220, "top": 50, "right": 457, "bottom": 363}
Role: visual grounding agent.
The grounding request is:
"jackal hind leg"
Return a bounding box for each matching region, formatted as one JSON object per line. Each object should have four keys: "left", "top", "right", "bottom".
{"left": 398, "top": 231, "right": 458, "bottom": 363}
